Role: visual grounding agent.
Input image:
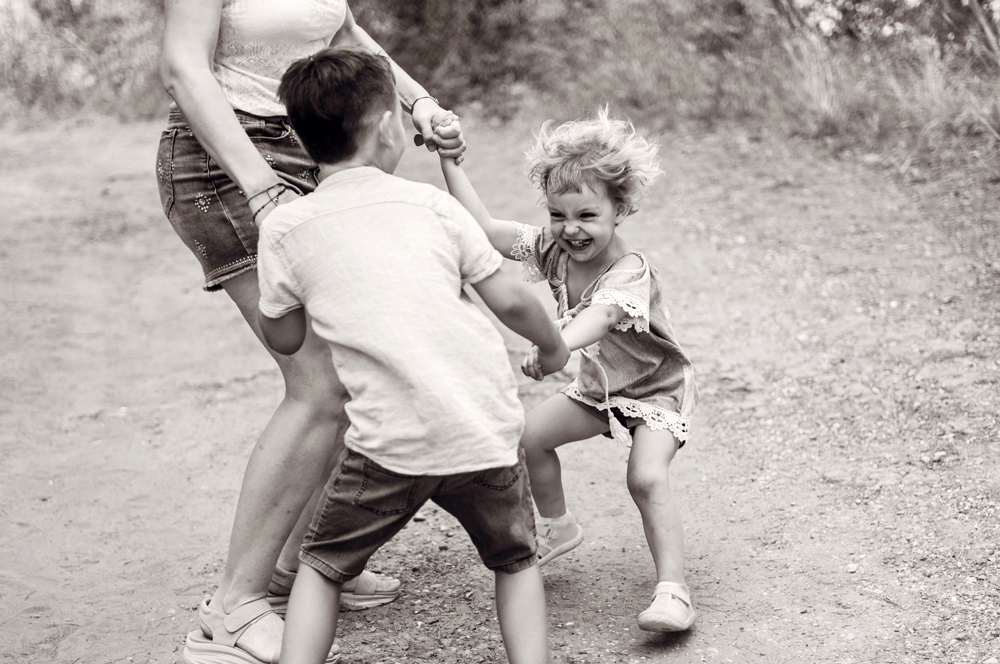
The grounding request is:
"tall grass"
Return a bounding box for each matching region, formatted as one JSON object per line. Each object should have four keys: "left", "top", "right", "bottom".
{"left": 0, "top": 0, "right": 167, "bottom": 121}
{"left": 2, "top": 0, "right": 998, "bottom": 170}
{"left": 519, "top": 0, "right": 1000, "bottom": 168}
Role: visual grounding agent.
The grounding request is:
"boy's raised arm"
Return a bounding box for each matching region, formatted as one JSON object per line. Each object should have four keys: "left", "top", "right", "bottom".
{"left": 440, "top": 157, "right": 521, "bottom": 260}
{"left": 471, "top": 269, "right": 569, "bottom": 376}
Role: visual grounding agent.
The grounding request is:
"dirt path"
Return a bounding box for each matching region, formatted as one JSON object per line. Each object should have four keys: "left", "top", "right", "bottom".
{"left": 1, "top": 117, "right": 997, "bottom": 664}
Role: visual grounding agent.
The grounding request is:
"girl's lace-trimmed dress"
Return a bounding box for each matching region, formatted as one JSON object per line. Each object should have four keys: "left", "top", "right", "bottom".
{"left": 511, "top": 222, "right": 699, "bottom": 445}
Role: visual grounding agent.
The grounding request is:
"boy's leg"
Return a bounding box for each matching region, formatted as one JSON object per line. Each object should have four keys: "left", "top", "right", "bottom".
{"left": 280, "top": 565, "right": 342, "bottom": 664}
{"left": 431, "top": 453, "right": 549, "bottom": 663}
{"left": 521, "top": 393, "right": 608, "bottom": 518}
{"left": 495, "top": 565, "right": 549, "bottom": 664}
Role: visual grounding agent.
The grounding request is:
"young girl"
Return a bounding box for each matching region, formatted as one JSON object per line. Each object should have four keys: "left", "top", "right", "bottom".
{"left": 439, "top": 108, "right": 699, "bottom": 633}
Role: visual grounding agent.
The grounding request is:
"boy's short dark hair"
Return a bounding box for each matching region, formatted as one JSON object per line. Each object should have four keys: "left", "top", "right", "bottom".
{"left": 278, "top": 48, "right": 397, "bottom": 165}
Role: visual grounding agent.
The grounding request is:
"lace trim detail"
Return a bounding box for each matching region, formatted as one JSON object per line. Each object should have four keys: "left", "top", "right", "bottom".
{"left": 564, "top": 383, "right": 690, "bottom": 442}
{"left": 592, "top": 288, "right": 650, "bottom": 333}
{"left": 512, "top": 223, "right": 544, "bottom": 283}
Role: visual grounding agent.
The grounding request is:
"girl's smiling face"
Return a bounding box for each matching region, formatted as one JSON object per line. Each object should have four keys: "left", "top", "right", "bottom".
{"left": 547, "top": 182, "right": 626, "bottom": 264}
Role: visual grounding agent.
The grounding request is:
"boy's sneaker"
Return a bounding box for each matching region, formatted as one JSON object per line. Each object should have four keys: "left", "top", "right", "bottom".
{"left": 636, "top": 581, "right": 696, "bottom": 632}
{"left": 536, "top": 517, "right": 584, "bottom": 566}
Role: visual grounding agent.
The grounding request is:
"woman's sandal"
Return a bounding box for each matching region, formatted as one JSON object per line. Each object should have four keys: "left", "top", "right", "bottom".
{"left": 266, "top": 566, "right": 402, "bottom": 616}
{"left": 636, "top": 582, "right": 697, "bottom": 633}
{"left": 183, "top": 597, "right": 341, "bottom": 664}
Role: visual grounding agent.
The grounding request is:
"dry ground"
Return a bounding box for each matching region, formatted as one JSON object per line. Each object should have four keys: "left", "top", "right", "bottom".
{"left": 1, "top": 116, "right": 998, "bottom": 664}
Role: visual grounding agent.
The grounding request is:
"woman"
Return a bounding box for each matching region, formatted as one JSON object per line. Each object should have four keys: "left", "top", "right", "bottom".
{"left": 157, "top": 2, "right": 465, "bottom": 662}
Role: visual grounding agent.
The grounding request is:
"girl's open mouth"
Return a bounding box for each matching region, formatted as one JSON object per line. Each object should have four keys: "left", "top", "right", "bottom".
{"left": 565, "top": 239, "right": 592, "bottom": 250}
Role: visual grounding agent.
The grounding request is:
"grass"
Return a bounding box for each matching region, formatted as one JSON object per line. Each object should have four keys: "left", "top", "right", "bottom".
{"left": 2, "top": 0, "right": 998, "bottom": 174}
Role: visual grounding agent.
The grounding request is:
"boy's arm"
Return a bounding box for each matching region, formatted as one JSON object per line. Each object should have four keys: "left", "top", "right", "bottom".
{"left": 441, "top": 158, "right": 520, "bottom": 260}
{"left": 258, "top": 308, "right": 307, "bottom": 356}
{"left": 471, "top": 269, "right": 570, "bottom": 375}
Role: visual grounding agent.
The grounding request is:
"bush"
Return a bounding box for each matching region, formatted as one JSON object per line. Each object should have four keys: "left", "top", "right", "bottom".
{"left": 1, "top": 0, "right": 168, "bottom": 120}
{"left": 2, "top": 0, "right": 998, "bottom": 172}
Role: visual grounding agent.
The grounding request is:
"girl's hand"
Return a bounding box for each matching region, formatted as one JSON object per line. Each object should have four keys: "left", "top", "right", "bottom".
{"left": 411, "top": 99, "right": 466, "bottom": 161}
{"left": 521, "top": 346, "right": 544, "bottom": 382}
{"left": 248, "top": 183, "right": 300, "bottom": 226}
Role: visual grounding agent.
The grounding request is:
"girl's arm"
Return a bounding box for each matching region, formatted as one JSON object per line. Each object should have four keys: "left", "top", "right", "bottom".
{"left": 333, "top": 7, "right": 465, "bottom": 159}
{"left": 162, "top": 0, "right": 296, "bottom": 222}
{"left": 440, "top": 158, "right": 521, "bottom": 259}
{"left": 561, "top": 253, "right": 644, "bottom": 350}
{"left": 560, "top": 303, "right": 626, "bottom": 351}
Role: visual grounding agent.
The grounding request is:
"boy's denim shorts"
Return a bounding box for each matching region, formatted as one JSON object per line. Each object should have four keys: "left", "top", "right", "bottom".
{"left": 300, "top": 447, "right": 538, "bottom": 581}
{"left": 155, "top": 106, "right": 321, "bottom": 291}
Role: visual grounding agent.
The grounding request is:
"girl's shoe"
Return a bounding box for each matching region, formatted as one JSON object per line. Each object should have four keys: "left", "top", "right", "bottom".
{"left": 636, "top": 582, "right": 696, "bottom": 632}
{"left": 536, "top": 518, "right": 584, "bottom": 566}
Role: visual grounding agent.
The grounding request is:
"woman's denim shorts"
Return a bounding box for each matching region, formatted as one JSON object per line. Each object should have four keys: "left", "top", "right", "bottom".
{"left": 156, "top": 106, "right": 320, "bottom": 291}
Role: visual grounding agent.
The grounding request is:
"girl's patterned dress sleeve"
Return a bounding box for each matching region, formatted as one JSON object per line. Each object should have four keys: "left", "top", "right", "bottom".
{"left": 509, "top": 221, "right": 559, "bottom": 283}
{"left": 591, "top": 262, "right": 652, "bottom": 334}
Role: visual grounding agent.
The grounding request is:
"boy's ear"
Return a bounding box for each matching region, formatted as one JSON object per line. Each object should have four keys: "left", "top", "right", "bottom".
{"left": 376, "top": 110, "right": 397, "bottom": 148}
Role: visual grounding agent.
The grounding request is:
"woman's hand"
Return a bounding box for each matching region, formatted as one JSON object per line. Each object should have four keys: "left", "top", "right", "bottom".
{"left": 248, "top": 184, "right": 301, "bottom": 225}
{"left": 411, "top": 99, "right": 466, "bottom": 160}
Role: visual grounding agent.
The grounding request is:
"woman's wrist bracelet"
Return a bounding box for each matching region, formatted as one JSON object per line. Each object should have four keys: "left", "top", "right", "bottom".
{"left": 250, "top": 183, "right": 288, "bottom": 222}
{"left": 404, "top": 94, "right": 439, "bottom": 115}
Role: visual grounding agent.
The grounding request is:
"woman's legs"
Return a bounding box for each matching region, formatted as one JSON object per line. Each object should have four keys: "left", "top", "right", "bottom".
{"left": 520, "top": 394, "right": 609, "bottom": 519}
{"left": 206, "top": 271, "right": 349, "bottom": 649}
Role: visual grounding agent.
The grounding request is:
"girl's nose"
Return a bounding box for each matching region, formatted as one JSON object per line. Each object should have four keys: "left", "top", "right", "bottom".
{"left": 563, "top": 223, "right": 580, "bottom": 235}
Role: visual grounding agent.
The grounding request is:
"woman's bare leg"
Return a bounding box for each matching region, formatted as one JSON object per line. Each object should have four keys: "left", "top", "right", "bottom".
{"left": 207, "top": 271, "right": 348, "bottom": 650}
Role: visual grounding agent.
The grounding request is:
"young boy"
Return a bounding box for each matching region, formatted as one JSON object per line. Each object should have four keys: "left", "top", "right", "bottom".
{"left": 256, "top": 48, "right": 568, "bottom": 664}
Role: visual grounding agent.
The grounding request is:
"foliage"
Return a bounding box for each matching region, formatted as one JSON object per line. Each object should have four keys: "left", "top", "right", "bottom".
{"left": 353, "top": 0, "right": 535, "bottom": 112}
{"left": 0, "top": 0, "right": 167, "bottom": 120}
{"left": 1, "top": 0, "right": 998, "bottom": 172}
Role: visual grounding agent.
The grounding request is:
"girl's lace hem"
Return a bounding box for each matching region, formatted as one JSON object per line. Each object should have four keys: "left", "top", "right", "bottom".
{"left": 592, "top": 288, "right": 650, "bottom": 333}
{"left": 511, "top": 222, "right": 544, "bottom": 283}
{"left": 563, "top": 383, "right": 690, "bottom": 442}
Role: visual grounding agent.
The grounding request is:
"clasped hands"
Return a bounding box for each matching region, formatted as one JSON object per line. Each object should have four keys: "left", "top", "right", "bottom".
{"left": 521, "top": 341, "right": 571, "bottom": 382}
{"left": 411, "top": 100, "right": 465, "bottom": 163}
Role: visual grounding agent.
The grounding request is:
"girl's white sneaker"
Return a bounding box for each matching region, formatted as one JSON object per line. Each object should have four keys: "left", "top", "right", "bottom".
{"left": 637, "top": 581, "right": 696, "bottom": 632}
{"left": 535, "top": 518, "right": 584, "bottom": 566}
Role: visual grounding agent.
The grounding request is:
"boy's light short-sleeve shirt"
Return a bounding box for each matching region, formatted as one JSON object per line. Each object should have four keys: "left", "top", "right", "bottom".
{"left": 257, "top": 167, "right": 524, "bottom": 475}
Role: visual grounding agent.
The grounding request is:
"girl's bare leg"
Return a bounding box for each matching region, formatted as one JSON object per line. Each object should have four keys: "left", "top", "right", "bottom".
{"left": 208, "top": 271, "right": 349, "bottom": 651}
{"left": 520, "top": 394, "right": 608, "bottom": 518}
{"left": 625, "top": 425, "right": 685, "bottom": 584}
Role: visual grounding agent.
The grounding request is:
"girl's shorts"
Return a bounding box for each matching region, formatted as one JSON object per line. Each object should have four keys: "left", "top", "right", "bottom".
{"left": 155, "top": 106, "right": 321, "bottom": 291}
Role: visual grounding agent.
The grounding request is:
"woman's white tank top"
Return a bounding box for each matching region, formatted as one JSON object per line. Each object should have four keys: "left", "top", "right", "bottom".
{"left": 214, "top": 0, "right": 347, "bottom": 117}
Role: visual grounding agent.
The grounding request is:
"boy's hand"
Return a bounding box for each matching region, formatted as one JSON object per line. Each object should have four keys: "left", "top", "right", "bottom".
{"left": 521, "top": 340, "right": 571, "bottom": 381}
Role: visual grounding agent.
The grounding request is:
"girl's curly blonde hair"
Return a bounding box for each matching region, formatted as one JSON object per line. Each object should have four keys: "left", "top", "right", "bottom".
{"left": 526, "top": 107, "right": 663, "bottom": 216}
